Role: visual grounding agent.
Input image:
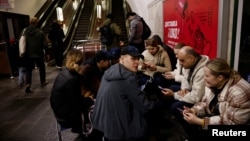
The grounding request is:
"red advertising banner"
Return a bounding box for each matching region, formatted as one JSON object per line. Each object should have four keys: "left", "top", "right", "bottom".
{"left": 163, "top": 0, "right": 218, "bottom": 58}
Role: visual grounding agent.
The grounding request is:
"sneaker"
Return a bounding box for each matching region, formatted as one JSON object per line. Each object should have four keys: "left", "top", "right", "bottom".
{"left": 25, "top": 85, "right": 31, "bottom": 93}
{"left": 56, "top": 66, "right": 62, "bottom": 69}
{"left": 41, "top": 81, "right": 49, "bottom": 87}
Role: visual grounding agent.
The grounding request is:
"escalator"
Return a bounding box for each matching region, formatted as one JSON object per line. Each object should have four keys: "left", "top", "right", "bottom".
{"left": 37, "top": 0, "right": 127, "bottom": 60}
{"left": 68, "top": 0, "right": 129, "bottom": 59}
{"left": 112, "top": 0, "right": 128, "bottom": 45}
{"left": 72, "top": 0, "right": 94, "bottom": 41}
{"left": 40, "top": 0, "right": 67, "bottom": 35}
{"left": 68, "top": 0, "right": 103, "bottom": 59}
{"left": 35, "top": 0, "right": 84, "bottom": 64}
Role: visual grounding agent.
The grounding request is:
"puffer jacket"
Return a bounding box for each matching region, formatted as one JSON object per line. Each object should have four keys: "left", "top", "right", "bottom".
{"left": 50, "top": 68, "right": 83, "bottom": 131}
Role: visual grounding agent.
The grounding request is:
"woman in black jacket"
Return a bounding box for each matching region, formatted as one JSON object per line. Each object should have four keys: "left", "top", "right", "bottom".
{"left": 50, "top": 49, "right": 85, "bottom": 134}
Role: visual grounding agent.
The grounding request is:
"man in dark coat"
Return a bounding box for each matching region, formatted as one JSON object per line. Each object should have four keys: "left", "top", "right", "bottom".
{"left": 92, "top": 46, "right": 156, "bottom": 141}
{"left": 24, "top": 17, "right": 48, "bottom": 92}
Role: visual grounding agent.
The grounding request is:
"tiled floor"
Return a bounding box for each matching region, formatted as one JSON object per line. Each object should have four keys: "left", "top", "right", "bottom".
{"left": 0, "top": 66, "right": 187, "bottom": 141}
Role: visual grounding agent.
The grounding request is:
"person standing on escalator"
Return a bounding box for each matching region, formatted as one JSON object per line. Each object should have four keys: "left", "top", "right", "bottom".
{"left": 126, "top": 12, "right": 145, "bottom": 53}
{"left": 48, "top": 21, "right": 66, "bottom": 69}
{"left": 99, "top": 13, "right": 124, "bottom": 50}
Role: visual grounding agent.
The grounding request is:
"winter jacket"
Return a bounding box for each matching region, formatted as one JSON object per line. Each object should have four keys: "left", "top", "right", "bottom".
{"left": 101, "top": 18, "right": 122, "bottom": 50}
{"left": 170, "top": 60, "right": 189, "bottom": 83}
{"left": 162, "top": 44, "right": 177, "bottom": 70}
{"left": 193, "top": 73, "right": 250, "bottom": 126}
{"left": 48, "top": 23, "right": 65, "bottom": 50}
{"left": 174, "top": 55, "right": 209, "bottom": 104}
{"left": 50, "top": 68, "right": 83, "bottom": 132}
{"left": 24, "top": 25, "right": 47, "bottom": 58}
{"left": 93, "top": 63, "right": 155, "bottom": 140}
{"left": 138, "top": 45, "right": 172, "bottom": 77}
{"left": 128, "top": 15, "right": 143, "bottom": 44}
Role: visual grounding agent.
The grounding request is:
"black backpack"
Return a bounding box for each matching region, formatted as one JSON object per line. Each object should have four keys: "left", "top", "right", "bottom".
{"left": 100, "top": 23, "right": 114, "bottom": 45}
{"left": 141, "top": 18, "right": 151, "bottom": 40}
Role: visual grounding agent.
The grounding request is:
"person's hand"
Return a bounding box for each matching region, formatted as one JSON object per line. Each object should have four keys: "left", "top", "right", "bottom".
{"left": 163, "top": 72, "right": 175, "bottom": 80}
{"left": 183, "top": 112, "right": 203, "bottom": 125}
{"left": 148, "top": 64, "right": 157, "bottom": 71}
{"left": 177, "top": 89, "right": 189, "bottom": 97}
{"left": 142, "top": 63, "right": 150, "bottom": 70}
{"left": 161, "top": 88, "right": 174, "bottom": 96}
{"left": 119, "top": 41, "right": 124, "bottom": 46}
{"left": 183, "top": 106, "right": 195, "bottom": 115}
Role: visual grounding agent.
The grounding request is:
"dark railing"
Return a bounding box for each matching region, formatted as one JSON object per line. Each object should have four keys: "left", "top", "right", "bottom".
{"left": 35, "top": 0, "right": 60, "bottom": 28}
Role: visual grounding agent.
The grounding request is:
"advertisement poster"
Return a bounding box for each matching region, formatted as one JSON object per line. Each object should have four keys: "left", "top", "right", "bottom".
{"left": 163, "top": 0, "right": 218, "bottom": 58}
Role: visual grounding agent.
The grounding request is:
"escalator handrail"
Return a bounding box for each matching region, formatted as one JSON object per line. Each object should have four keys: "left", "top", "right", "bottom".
{"left": 37, "top": 0, "right": 64, "bottom": 28}
{"left": 39, "top": 0, "right": 67, "bottom": 29}
{"left": 63, "top": 0, "right": 86, "bottom": 53}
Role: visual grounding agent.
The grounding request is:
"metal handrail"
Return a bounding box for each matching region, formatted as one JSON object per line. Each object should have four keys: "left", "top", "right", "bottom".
{"left": 72, "top": 39, "right": 102, "bottom": 49}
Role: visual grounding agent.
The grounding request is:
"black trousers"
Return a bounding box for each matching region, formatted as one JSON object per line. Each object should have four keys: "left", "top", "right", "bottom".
{"left": 26, "top": 57, "right": 46, "bottom": 85}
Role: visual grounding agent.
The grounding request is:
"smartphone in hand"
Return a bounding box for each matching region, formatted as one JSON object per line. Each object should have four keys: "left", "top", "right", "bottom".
{"left": 158, "top": 86, "right": 165, "bottom": 90}
{"left": 177, "top": 107, "right": 183, "bottom": 113}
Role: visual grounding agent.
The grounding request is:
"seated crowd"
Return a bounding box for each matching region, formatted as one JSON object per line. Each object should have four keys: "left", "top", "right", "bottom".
{"left": 50, "top": 39, "right": 250, "bottom": 141}
{"left": 50, "top": 12, "right": 250, "bottom": 141}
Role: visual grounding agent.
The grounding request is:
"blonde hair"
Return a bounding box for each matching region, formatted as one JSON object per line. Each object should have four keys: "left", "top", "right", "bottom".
{"left": 206, "top": 58, "right": 233, "bottom": 79}
{"left": 30, "top": 17, "right": 38, "bottom": 25}
{"left": 65, "top": 49, "right": 84, "bottom": 72}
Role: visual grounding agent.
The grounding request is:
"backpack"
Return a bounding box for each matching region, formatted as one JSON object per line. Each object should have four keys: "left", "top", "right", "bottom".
{"left": 19, "top": 28, "right": 26, "bottom": 57}
{"left": 141, "top": 18, "right": 151, "bottom": 40}
{"left": 100, "top": 23, "right": 114, "bottom": 45}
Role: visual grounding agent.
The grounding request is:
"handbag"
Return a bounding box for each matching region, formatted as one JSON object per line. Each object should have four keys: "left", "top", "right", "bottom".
{"left": 19, "top": 28, "right": 26, "bottom": 57}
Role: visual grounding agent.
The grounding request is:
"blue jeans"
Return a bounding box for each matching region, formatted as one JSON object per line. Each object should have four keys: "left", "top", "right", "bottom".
{"left": 18, "top": 67, "right": 26, "bottom": 86}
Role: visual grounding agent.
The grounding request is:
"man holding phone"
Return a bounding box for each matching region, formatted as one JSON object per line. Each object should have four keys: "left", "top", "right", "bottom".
{"left": 160, "top": 46, "right": 209, "bottom": 123}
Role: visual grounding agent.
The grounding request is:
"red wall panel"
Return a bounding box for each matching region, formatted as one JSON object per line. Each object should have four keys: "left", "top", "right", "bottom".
{"left": 163, "top": 0, "right": 218, "bottom": 58}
